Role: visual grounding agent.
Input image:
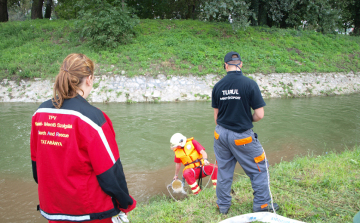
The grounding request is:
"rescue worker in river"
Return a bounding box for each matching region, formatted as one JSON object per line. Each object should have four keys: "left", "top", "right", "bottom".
{"left": 170, "top": 133, "right": 218, "bottom": 194}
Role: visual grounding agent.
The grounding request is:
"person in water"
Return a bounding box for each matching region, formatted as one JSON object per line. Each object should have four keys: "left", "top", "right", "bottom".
{"left": 170, "top": 133, "right": 218, "bottom": 194}
{"left": 30, "top": 53, "right": 136, "bottom": 223}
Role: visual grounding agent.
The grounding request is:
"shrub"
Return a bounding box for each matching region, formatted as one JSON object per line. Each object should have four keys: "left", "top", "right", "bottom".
{"left": 76, "top": 0, "right": 139, "bottom": 49}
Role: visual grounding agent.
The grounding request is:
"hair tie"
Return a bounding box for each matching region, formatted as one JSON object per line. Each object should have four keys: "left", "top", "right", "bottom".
{"left": 63, "top": 68, "right": 69, "bottom": 72}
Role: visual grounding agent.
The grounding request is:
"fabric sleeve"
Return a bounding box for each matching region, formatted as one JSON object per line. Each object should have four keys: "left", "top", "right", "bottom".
{"left": 88, "top": 112, "right": 136, "bottom": 211}
{"left": 86, "top": 112, "right": 120, "bottom": 175}
{"left": 211, "top": 87, "right": 218, "bottom": 108}
{"left": 250, "top": 82, "right": 266, "bottom": 110}
{"left": 96, "top": 159, "right": 135, "bottom": 211}
{"left": 30, "top": 115, "right": 38, "bottom": 184}
{"left": 192, "top": 139, "right": 205, "bottom": 153}
{"left": 174, "top": 156, "right": 181, "bottom": 163}
{"left": 119, "top": 195, "right": 137, "bottom": 213}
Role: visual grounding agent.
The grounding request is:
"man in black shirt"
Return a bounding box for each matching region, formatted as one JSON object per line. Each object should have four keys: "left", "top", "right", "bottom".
{"left": 212, "top": 51, "right": 279, "bottom": 214}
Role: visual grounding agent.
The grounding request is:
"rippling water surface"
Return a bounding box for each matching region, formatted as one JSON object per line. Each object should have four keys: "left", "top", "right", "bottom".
{"left": 1, "top": 94, "right": 359, "bottom": 222}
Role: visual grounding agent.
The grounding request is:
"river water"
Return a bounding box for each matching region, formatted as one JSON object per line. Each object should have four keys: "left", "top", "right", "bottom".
{"left": 1, "top": 94, "right": 360, "bottom": 222}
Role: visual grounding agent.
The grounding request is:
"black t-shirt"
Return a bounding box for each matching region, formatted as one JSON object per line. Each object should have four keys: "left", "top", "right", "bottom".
{"left": 211, "top": 71, "right": 266, "bottom": 133}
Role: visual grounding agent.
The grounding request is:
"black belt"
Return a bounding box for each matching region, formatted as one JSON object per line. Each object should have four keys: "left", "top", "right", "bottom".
{"left": 184, "top": 158, "right": 202, "bottom": 167}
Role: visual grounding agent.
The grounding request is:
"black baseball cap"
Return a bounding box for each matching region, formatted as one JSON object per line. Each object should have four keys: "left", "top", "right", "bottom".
{"left": 224, "top": 51, "right": 241, "bottom": 63}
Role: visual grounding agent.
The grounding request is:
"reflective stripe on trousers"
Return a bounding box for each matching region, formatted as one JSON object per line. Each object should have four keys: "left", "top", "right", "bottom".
{"left": 213, "top": 125, "right": 271, "bottom": 211}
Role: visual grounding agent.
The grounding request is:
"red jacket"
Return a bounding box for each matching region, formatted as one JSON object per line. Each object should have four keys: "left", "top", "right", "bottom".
{"left": 30, "top": 95, "right": 136, "bottom": 221}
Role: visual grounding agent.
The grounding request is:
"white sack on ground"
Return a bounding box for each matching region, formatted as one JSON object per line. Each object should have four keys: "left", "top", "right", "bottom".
{"left": 220, "top": 212, "right": 306, "bottom": 223}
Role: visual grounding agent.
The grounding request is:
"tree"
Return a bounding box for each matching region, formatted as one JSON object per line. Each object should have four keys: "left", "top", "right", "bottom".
{"left": 266, "top": 0, "right": 308, "bottom": 28}
{"left": 126, "top": 0, "right": 204, "bottom": 19}
{"left": 176, "top": 0, "right": 203, "bottom": 20}
{"left": 264, "top": 0, "right": 341, "bottom": 33}
{"left": 200, "top": 0, "right": 252, "bottom": 31}
{"left": 31, "top": 0, "right": 43, "bottom": 19}
{"left": 304, "top": 0, "right": 340, "bottom": 34}
{"left": 344, "top": 0, "right": 360, "bottom": 35}
{"left": 44, "top": 0, "right": 52, "bottom": 19}
{"left": 126, "top": 0, "right": 171, "bottom": 19}
{"left": 247, "top": 0, "right": 270, "bottom": 26}
{"left": 0, "top": 0, "right": 8, "bottom": 22}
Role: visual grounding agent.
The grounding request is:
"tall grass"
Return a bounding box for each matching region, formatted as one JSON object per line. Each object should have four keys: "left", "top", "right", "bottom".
{"left": 1, "top": 19, "right": 360, "bottom": 80}
{"left": 129, "top": 147, "right": 360, "bottom": 223}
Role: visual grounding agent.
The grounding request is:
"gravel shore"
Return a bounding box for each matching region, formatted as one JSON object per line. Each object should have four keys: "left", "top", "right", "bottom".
{"left": 1, "top": 72, "right": 359, "bottom": 103}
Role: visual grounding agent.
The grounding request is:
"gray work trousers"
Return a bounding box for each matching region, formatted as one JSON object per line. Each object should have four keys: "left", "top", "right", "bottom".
{"left": 213, "top": 125, "right": 271, "bottom": 213}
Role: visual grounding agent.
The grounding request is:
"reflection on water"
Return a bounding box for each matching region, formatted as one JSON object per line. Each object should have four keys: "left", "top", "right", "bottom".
{"left": 0, "top": 94, "right": 359, "bottom": 222}
{"left": 257, "top": 94, "right": 360, "bottom": 163}
{"left": 0, "top": 174, "right": 46, "bottom": 223}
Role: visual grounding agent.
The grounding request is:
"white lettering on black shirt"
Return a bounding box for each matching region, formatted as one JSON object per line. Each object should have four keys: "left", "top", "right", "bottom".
{"left": 220, "top": 89, "right": 241, "bottom": 100}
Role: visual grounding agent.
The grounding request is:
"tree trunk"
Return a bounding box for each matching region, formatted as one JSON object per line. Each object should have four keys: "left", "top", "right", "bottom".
{"left": 44, "top": 0, "right": 52, "bottom": 19}
{"left": 258, "top": 0, "right": 268, "bottom": 26}
{"left": 31, "top": 0, "right": 44, "bottom": 19}
{"left": 0, "top": 0, "right": 8, "bottom": 22}
{"left": 186, "top": 4, "right": 192, "bottom": 19}
{"left": 354, "top": 22, "right": 360, "bottom": 36}
{"left": 353, "top": 1, "right": 360, "bottom": 36}
{"left": 249, "top": 0, "right": 259, "bottom": 26}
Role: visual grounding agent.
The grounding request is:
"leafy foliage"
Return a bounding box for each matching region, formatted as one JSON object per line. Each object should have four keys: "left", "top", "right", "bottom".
{"left": 7, "top": 0, "right": 31, "bottom": 21}
{"left": 76, "top": 0, "right": 139, "bottom": 49}
{"left": 200, "top": 0, "right": 252, "bottom": 31}
{"left": 126, "top": 0, "right": 203, "bottom": 20}
{"left": 3, "top": 0, "right": 360, "bottom": 36}
{"left": 265, "top": 0, "right": 340, "bottom": 34}
{"left": 266, "top": 0, "right": 306, "bottom": 28}
{"left": 54, "top": 0, "right": 81, "bottom": 19}
{"left": 304, "top": 0, "right": 340, "bottom": 34}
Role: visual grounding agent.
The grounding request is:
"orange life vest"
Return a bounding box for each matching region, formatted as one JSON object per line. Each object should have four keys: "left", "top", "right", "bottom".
{"left": 174, "top": 137, "right": 204, "bottom": 172}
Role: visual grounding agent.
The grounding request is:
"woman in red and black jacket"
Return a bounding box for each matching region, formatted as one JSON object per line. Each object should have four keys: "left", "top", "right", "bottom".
{"left": 30, "top": 53, "right": 136, "bottom": 223}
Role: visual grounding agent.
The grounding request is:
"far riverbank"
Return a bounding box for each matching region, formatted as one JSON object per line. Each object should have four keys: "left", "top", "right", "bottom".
{"left": 0, "top": 72, "right": 359, "bottom": 103}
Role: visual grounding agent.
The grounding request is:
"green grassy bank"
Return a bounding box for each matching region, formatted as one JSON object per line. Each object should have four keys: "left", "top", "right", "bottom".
{"left": 1, "top": 19, "right": 360, "bottom": 81}
{"left": 128, "top": 147, "right": 360, "bottom": 223}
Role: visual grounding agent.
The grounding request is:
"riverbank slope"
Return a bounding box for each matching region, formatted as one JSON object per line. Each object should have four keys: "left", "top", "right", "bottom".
{"left": 2, "top": 19, "right": 360, "bottom": 102}
{"left": 128, "top": 147, "right": 360, "bottom": 223}
{"left": 1, "top": 19, "right": 360, "bottom": 81}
